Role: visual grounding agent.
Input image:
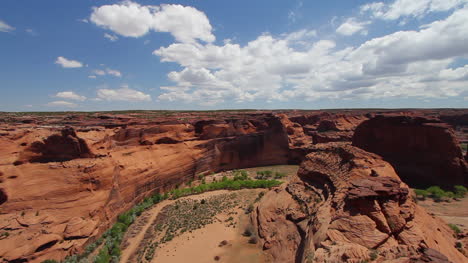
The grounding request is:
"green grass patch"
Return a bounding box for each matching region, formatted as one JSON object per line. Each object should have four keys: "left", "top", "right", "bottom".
{"left": 414, "top": 185, "right": 467, "bottom": 202}
{"left": 449, "top": 223, "right": 461, "bottom": 235}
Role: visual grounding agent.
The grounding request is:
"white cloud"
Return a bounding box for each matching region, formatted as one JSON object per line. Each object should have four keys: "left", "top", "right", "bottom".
{"left": 0, "top": 20, "right": 15, "bottom": 32}
{"left": 336, "top": 18, "right": 371, "bottom": 36}
{"left": 106, "top": 68, "right": 121, "bottom": 77}
{"left": 55, "top": 56, "right": 83, "bottom": 68}
{"left": 361, "top": 0, "right": 468, "bottom": 20}
{"left": 46, "top": 101, "right": 78, "bottom": 108}
{"left": 54, "top": 91, "right": 86, "bottom": 101}
{"left": 93, "top": 68, "right": 122, "bottom": 77}
{"left": 153, "top": 6, "right": 468, "bottom": 105}
{"left": 88, "top": 75, "right": 97, "bottom": 79}
{"left": 90, "top": 1, "right": 214, "bottom": 43}
{"left": 25, "top": 28, "right": 38, "bottom": 36}
{"left": 104, "top": 33, "right": 118, "bottom": 41}
{"left": 94, "top": 69, "right": 106, "bottom": 75}
{"left": 96, "top": 86, "right": 151, "bottom": 101}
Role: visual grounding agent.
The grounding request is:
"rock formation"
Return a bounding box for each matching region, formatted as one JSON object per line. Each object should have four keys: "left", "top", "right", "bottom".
{"left": 252, "top": 143, "right": 466, "bottom": 263}
{"left": 16, "top": 127, "right": 93, "bottom": 164}
{"left": 352, "top": 115, "right": 468, "bottom": 187}
{"left": 0, "top": 110, "right": 467, "bottom": 262}
{"left": 290, "top": 113, "right": 367, "bottom": 144}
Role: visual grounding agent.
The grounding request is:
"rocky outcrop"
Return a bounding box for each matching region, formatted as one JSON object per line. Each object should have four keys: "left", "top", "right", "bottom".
{"left": 291, "top": 113, "right": 367, "bottom": 144}
{"left": 352, "top": 115, "right": 468, "bottom": 187}
{"left": 16, "top": 127, "right": 93, "bottom": 164}
{"left": 252, "top": 143, "right": 467, "bottom": 263}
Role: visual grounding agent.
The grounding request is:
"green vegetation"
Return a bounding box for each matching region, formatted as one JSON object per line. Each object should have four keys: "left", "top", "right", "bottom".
{"left": 254, "top": 170, "right": 286, "bottom": 180}
{"left": 461, "top": 143, "right": 467, "bottom": 151}
{"left": 414, "top": 185, "right": 467, "bottom": 202}
{"left": 255, "top": 170, "right": 273, "bottom": 179}
{"left": 41, "top": 260, "right": 59, "bottom": 263}
{"left": 58, "top": 173, "right": 281, "bottom": 263}
{"left": 168, "top": 178, "right": 281, "bottom": 199}
{"left": 449, "top": 223, "right": 461, "bottom": 235}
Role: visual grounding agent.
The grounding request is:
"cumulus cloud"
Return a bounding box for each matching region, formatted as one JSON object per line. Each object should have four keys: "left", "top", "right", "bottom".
{"left": 104, "top": 33, "right": 118, "bottom": 41}
{"left": 153, "top": 6, "right": 468, "bottom": 105}
{"left": 361, "top": 0, "right": 468, "bottom": 20}
{"left": 0, "top": 19, "right": 15, "bottom": 32}
{"left": 46, "top": 101, "right": 78, "bottom": 108}
{"left": 54, "top": 91, "right": 86, "bottom": 101}
{"left": 55, "top": 56, "right": 83, "bottom": 68}
{"left": 336, "top": 18, "right": 371, "bottom": 36}
{"left": 96, "top": 86, "right": 151, "bottom": 101}
{"left": 90, "top": 1, "right": 214, "bottom": 43}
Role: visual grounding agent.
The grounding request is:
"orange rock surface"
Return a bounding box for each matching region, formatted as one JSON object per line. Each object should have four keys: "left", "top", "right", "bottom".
{"left": 252, "top": 143, "right": 467, "bottom": 263}
{"left": 0, "top": 109, "right": 467, "bottom": 262}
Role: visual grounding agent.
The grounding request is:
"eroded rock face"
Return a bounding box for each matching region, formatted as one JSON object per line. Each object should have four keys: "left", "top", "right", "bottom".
{"left": 252, "top": 143, "right": 466, "bottom": 263}
{"left": 0, "top": 110, "right": 466, "bottom": 262}
{"left": 17, "top": 127, "right": 93, "bottom": 164}
{"left": 352, "top": 115, "right": 468, "bottom": 187}
{"left": 0, "top": 113, "right": 304, "bottom": 262}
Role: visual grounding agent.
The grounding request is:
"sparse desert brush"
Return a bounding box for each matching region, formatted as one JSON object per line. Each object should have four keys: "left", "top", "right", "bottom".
{"left": 449, "top": 223, "right": 461, "bottom": 235}
{"left": 245, "top": 203, "right": 254, "bottom": 214}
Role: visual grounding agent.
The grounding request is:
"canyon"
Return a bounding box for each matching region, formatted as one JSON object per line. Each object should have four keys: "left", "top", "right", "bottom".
{"left": 0, "top": 109, "right": 467, "bottom": 263}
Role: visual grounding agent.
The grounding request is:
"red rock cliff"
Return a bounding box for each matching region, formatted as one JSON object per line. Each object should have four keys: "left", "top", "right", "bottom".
{"left": 352, "top": 115, "right": 468, "bottom": 187}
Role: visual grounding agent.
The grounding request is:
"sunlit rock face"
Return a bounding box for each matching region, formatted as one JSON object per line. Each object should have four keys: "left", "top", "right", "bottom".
{"left": 252, "top": 143, "right": 466, "bottom": 263}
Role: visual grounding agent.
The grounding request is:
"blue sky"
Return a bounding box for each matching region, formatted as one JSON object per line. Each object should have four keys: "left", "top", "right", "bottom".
{"left": 0, "top": 0, "right": 467, "bottom": 111}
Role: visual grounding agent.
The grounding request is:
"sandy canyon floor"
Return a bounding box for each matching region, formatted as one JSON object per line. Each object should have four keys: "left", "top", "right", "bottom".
{"left": 118, "top": 165, "right": 298, "bottom": 263}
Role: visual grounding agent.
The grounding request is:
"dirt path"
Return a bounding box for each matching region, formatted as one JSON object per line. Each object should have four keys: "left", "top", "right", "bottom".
{"left": 120, "top": 199, "right": 173, "bottom": 263}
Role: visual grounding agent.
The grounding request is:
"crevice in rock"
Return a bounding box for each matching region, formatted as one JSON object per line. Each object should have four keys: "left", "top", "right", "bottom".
{"left": 35, "top": 240, "right": 58, "bottom": 253}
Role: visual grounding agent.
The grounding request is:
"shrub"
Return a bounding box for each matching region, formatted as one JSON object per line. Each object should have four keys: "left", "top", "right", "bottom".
{"left": 414, "top": 189, "right": 429, "bottom": 199}
{"left": 369, "top": 249, "right": 378, "bottom": 261}
{"left": 274, "top": 172, "right": 286, "bottom": 179}
{"left": 426, "top": 186, "right": 446, "bottom": 201}
{"left": 454, "top": 185, "right": 467, "bottom": 198}
{"left": 117, "top": 212, "right": 133, "bottom": 226}
{"left": 449, "top": 223, "right": 461, "bottom": 235}
{"left": 95, "top": 246, "right": 111, "bottom": 263}
{"left": 245, "top": 204, "right": 254, "bottom": 214}
{"left": 41, "top": 260, "right": 58, "bottom": 263}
